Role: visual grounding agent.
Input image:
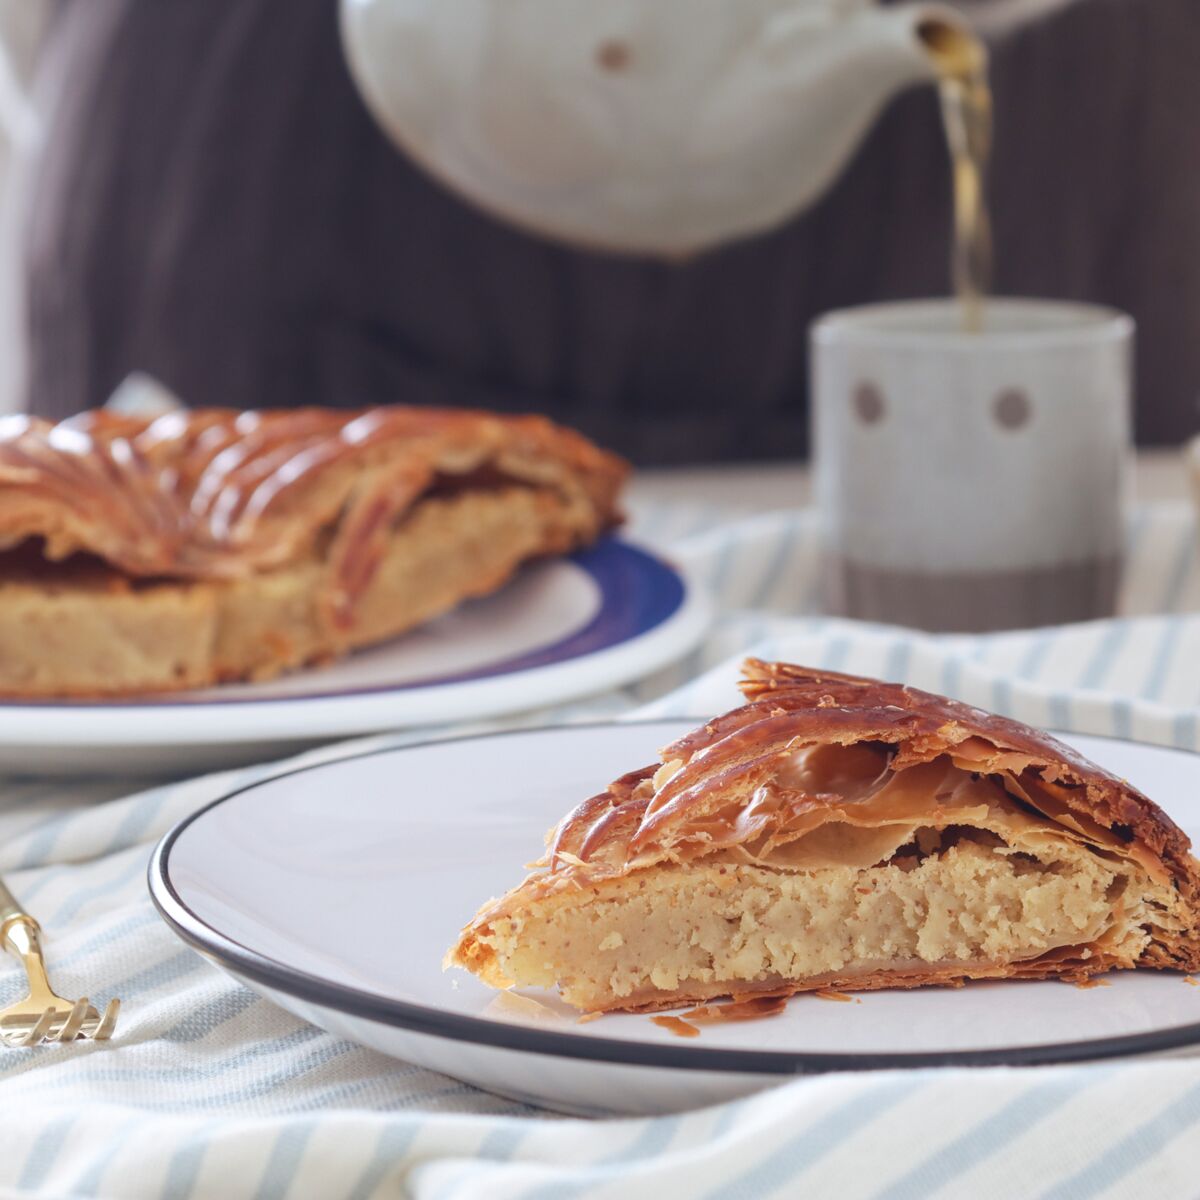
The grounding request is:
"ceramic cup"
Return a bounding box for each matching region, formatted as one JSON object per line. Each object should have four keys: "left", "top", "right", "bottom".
{"left": 811, "top": 298, "right": 1133, "bottom": 632}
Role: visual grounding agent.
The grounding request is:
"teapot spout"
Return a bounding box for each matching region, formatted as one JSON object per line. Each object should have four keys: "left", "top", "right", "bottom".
{"left": 873, "top": 3, "right": 987, "bottom": 83}
{"left": 759, "top": 2, "right": 980, "bottom": 88}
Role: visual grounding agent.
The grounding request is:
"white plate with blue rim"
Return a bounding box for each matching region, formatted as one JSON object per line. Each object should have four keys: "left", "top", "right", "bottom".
{"left": 149, "top": 719, "right": 1200, "bottom": 1117}
{"left": 1, "top": 539, "right": 707, "bottom": 775}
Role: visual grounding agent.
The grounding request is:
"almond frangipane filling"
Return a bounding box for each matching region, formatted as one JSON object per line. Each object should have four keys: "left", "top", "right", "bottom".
{"left": 470, "top": 837, "right": 1138, "bottom": 1012}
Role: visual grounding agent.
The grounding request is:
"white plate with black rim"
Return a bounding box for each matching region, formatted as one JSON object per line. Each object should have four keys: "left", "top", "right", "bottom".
{"left": 1, "top": 538, "right": 707, "bottom": 776}
{"left": 149, "top": 719, "right": 1200, "bottom": 1116}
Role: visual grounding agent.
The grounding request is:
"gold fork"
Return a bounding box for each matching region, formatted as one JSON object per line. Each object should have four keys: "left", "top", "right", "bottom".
{"left": 0, "top": 878, "right": 119, "bottom": 1047}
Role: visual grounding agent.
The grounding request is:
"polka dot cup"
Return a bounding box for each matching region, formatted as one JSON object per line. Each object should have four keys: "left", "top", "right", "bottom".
{"left": 810, "top": 299, "right": 1133, "bottom": 632}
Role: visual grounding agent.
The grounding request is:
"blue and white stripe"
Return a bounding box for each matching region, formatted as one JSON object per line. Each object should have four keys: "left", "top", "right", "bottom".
{"left": 0, "top": 500, "right": 1198, "bottom": 1198}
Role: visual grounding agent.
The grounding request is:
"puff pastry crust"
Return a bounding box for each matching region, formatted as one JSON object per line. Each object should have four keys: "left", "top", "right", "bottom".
{"left": 449, "top": 660, "right": 1200, "bottom": 1012}
{"left": 0, "top": 407, "right": 626, "bottom": 696}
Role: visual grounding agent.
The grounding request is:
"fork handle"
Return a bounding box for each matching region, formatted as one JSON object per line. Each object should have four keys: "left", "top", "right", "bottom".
{"left": 0, "top": 918, "right": 54, "bottom": 1005}
{"left": 0, "top": 878, "right": 33, "bottom": 940}
{"left": 0, "top": 877, "right": 23, "bottom": 929}
{"left": 0, "top": 879, "right": 52, "bottom": 999}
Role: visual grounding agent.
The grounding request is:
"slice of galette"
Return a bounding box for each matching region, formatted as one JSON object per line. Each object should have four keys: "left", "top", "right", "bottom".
{"left": 448, "top": 660, "right": 1200, "bottom": 1012}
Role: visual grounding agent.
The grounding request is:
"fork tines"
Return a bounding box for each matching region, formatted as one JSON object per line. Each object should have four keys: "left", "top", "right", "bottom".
{"left": 0, "top": 997, "right": 120, "bottom": 1047}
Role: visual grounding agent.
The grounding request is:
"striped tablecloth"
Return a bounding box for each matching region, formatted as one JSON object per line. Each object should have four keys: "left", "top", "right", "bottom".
{"left": 1, "top": 500, "right": 1198, "bottom": 1199}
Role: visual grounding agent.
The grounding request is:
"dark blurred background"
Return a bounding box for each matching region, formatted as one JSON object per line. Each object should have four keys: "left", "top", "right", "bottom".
{"left": 5, "top": 0, "right": 1199, "bottom": 462}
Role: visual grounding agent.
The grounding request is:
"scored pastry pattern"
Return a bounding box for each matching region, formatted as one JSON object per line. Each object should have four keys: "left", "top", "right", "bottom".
{"left": 0, "top": 407, "right": 626, "bottom": 626}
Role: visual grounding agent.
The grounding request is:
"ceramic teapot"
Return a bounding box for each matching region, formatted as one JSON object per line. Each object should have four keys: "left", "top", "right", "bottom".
{"left": 340, "top": 0, "right": 975, "bottom": 256}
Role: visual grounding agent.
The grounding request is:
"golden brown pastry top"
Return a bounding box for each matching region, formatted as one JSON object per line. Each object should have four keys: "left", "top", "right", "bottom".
{"left": 0, "top": 407, "right": 627, "bottom": 590}
{"left": 535, "top": 661, "right": 1199, "bottom": 930}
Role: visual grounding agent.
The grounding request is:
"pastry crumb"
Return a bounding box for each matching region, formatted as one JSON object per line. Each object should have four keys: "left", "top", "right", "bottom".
{"left": 680, "top": 995, "right": 789, "bottom": 1024}
{"left": 652, "top": 1015, "right": 700, "bottom": 1038}
{"left": 484, "top": 990, "right": 563, "bottom": 1024}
